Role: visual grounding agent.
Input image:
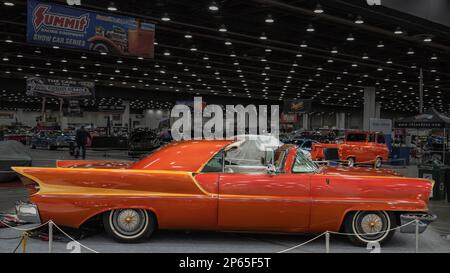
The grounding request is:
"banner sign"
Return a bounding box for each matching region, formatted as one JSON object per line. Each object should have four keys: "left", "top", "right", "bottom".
{"left": 98, "top": 105, "right": 126, "bottom": 112}
{"left": 283, "top": 99, "right": 312, "bottom": 114}
{"left": 395, "top": 121, "right": 444, "bottom": 129}
{"left": 27, "top": 0, "right": 155, "bottom": 58}
{"left": 280, "top": 113, "right": 298, "bottom": 123}
{"left": 26, "top": 77, "right": 95, "bottom": 98}
{"left": 63, "top": 100, "right": 83, "bottom": 117}
{"left": 369, "top": 118, "right": 392, "bottom": 134}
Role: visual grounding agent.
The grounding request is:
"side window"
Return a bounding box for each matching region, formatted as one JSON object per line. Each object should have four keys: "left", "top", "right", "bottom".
{"left": 377, "top": 134, "right": 386, "bottom": 144}
{"left": 201, "top": 150, "right": 223, "bottom": 173}
{"left": 368, "top": 134, "right": 376, "bottom": 143}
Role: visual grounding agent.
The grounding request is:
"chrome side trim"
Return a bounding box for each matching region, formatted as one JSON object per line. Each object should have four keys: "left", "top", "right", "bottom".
{"left": 39, "top": 194, "right": 418, "bottom": 205}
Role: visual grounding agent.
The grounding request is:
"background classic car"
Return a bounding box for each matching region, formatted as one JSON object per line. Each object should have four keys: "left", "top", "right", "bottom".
{"left": 311, "top": 131, "right": 390, "bottom": 168}
{"left": 13, "top": 138, "right": 433, "bottom": 245}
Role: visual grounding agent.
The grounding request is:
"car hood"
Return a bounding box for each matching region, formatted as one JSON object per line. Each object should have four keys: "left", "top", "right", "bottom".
{"left": 319, "top": 166, "right": 402, "bottom": 177}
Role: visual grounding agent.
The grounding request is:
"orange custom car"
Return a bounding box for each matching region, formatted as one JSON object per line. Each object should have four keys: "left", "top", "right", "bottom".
{"left": 311, "top": 131, "right": 390, "bottom": 168}
{"left": 13, "top": 139, "right": 435, "bottom": 245}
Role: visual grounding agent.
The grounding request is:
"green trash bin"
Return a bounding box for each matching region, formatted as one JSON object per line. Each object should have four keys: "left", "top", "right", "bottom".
{"left": 418, "top": 164, "right": 449, "bottom": 200}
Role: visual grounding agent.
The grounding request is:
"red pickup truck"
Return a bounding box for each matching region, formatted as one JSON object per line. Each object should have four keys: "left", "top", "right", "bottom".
{"left": 311, "top": 131, "right": 389, "bottom": 168}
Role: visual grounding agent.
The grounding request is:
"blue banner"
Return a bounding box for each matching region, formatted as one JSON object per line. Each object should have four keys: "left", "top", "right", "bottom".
{"left": 27, "top": 0, "right": 155, "bottom": 58}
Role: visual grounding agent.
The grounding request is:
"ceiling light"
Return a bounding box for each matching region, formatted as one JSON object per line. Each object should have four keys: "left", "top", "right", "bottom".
{"left": 314, "top": 4, "right": 324, "bottom": 14}
{"left": 16, "top": 53, "right": 23, "bottom": 58}
{"left": 265, "top": 14, "right": 274, "bottom": 23}
{"left": 377, "top": 41, "right": 384, "bottom": 48}
{"left": 5, "top": 36, "right": 13, "bottom": 43}
{"left": 394, "top": 27, "right": 403, "bottom": 35}
{"left": 2, "top": 56, "right": 9, "bottom": 61}
{"left": 3, "top": 2, "right": 14, "bottom": 6}
{"left": 331, "top": 47, "right": 338, "bottom": 54}
{"left": 430, "top": 54, "right": 438, "bottom": 60}
{"left": 423, "top": 36, "right": 432, "bottom": 42}
{"left": 107, "top": 2, "right": 117, "bottom": 11}
{"left": 218, "top": 24, "right": 227, "bottom": 32}
{"left": 190, "top": 45, "right": 197, "bottom": 51}
{"left": 184, "top": 32, "right": 192, "bottom": 39}
{"left": 354, "top": 16, "right": 364, "bottom": 24}
{"left": 362, "top": 53, "right": 369, "bottom": 59}
{"left": 386, "top": 59, "right": 393, "bottom": 64}
{"left": 161, "top": 13, "right": 171, "bottom": 21}
{"left": 300, "top": 41, "right": 307, "bottom": 48}
{"left": 306, "top": 24, "right": 315, "bottom": 32}
{"left": 163, "top": 50, "right": 171, "bottom": 56}
{"left": 346, "top": 34, "right": 355, "bottom": 41}
{"left": 209, "top": 1, "right": 219, "bottom": 11}
{"left": 224, "top": 40, "right": 232, "bottom": 45}
{"left": 259, "top": 32, "right": 267, "bottom": 40}
{"left": 265, "top": 48, "right": 272, "bottom": 52}
{"left": 407, "top": 48, "right": 414, "bottom": 55}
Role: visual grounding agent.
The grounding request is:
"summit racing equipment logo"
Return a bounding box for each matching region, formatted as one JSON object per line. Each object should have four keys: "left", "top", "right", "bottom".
{"left": 32, "top": 4, "right": 89, "bottom": 32}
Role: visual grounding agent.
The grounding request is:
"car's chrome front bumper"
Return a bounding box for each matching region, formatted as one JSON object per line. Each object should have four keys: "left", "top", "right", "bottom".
{"left": 400, "top": 213, "right": 437, "bottom": 234}
{"left": 15, "top": 202, "right": 41, "bottom": 224}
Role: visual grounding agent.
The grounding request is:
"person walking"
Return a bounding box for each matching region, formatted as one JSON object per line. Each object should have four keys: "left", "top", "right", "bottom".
{"left": 75, "top": 126, "right": 91, "bottom": 160}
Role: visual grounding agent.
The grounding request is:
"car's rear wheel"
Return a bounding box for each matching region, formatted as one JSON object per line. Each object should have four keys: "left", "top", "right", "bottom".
{"left": 344, "top": 211, "right": 396, "bottom": 246}
{"left": 347, "top": 157, "right": 355, "bottom": 167}
{"left": 374, "top": 157, "right": 382, "bottom": 168}
{"left": 103, "top": 209, "right": 155, "bottom": 243}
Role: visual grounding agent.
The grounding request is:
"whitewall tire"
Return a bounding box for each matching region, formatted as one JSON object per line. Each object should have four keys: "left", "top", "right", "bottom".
{"left": 103, "top": 209, "right": 156, "bottom": 243}
{"left": 344, "top": 211, "right": 396, "bottom": 246}
{"left": 347, "top": 157, "right": 355, "bottom": 167}
{"left": 374, "top": 157, "right": 382, "bottom": 168}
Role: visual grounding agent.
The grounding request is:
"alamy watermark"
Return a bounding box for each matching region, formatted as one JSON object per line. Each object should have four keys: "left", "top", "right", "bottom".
{"left": 170, "top": 97, "right": 279, "bottom": 141}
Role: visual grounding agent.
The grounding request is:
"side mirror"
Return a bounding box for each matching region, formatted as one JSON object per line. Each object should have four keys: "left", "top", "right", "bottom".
{"left": 267, "top": 164, "right": 277, "bottom": 174}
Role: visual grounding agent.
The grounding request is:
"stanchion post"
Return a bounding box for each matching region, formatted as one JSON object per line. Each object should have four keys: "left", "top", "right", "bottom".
{"left": 415, "top": 219, "right": 419, "bottom": 253}
{"left": 48, "top": 221, "right": 53, "bottom": 253}
{"left": 325, "top": 232, "right": 330, "bottom": 253}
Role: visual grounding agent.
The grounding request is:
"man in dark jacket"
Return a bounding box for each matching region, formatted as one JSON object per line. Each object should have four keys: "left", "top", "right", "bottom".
{"left": 75, "top": 126, "right": 91, "bottom": 159}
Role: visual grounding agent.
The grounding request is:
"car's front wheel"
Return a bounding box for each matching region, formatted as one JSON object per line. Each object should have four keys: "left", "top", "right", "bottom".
{"left": 347, "top": 157, "right": 355, "bottom": 167}
{"left": 374, "top": 157, "right": 382, "bottom": 168}
{"left": 103, "top": 209, "right": 156, "bottom": 243}
{"left": 344, "top": 211, "right": 396, "bottom": 246}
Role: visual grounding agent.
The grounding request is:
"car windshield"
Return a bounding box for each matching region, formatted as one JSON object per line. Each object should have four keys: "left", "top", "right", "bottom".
{"left": 292, "top": 149, "right": 319, "bottom": 173}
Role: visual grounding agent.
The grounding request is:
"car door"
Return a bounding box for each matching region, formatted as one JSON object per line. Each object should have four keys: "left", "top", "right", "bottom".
{"left": 218, "top": 149, "right": 311, "bottom": 232}
{"left": 365, "top": 133, "right": 377, "bottom": 162}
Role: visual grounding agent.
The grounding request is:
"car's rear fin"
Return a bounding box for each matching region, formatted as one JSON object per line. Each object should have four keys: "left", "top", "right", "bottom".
{"left": 12, "top": 167, "right": 41, "bottom": 196}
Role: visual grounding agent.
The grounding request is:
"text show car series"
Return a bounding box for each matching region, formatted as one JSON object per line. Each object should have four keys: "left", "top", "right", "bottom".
{"left": 13, "top": 139, "right": 435, "bottom": 246}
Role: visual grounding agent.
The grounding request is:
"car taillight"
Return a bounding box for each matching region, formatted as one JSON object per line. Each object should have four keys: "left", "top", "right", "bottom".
{"left": 18, "top": 175, "right": 40, "bottom": 196}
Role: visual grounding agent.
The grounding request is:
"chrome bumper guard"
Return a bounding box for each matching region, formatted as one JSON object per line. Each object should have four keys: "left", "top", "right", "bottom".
{"left": 400, "top": 213, "right": 437, "bottom": 234}
{"left": 15, "top": 202, "right": 41, "bottom": 224}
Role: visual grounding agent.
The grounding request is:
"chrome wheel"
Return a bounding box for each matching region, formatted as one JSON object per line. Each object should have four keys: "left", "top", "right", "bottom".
{"left": 352, "top": 211, "right": 390, "bottom": 242}
{"left": 374, "top": 158, "right": 382, "bottom": 168}
{"left": 110, "top": 209, "right": 148, "bottom": 239}
{"left": 347, "top": 157, "right": 355, "bottom": 167}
